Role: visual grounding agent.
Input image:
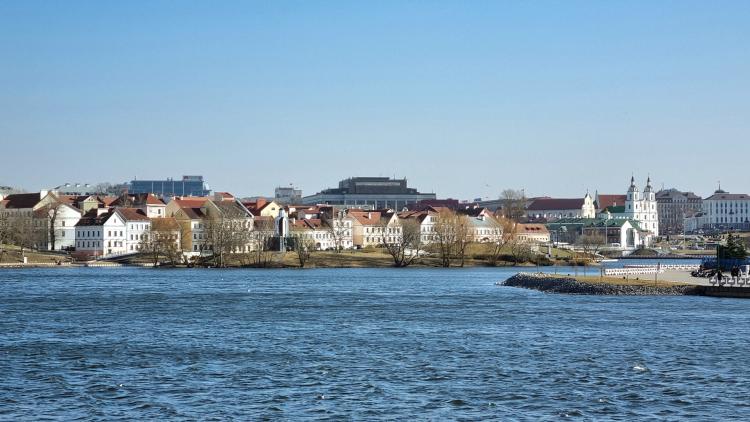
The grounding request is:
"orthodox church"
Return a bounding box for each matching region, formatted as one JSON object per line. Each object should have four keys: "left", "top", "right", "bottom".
{"left": 599, "top": 176, "right": 660, "bottom": 244}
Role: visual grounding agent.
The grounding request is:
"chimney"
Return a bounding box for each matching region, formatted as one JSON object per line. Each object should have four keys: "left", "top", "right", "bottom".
{"left": 96, "top": 207, "right": 109, "bottom": 216}
{"left": 367, "top": 212, "right": 372, "bottom": 220}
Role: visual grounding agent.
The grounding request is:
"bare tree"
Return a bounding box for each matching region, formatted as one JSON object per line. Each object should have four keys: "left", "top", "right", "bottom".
{"left": 0, "top": 211, "right": 9, "bottom": 262}
{"left": 11, "top": 214, "right": 42, "bottom": 252}
{"left": 432, "top": 210, "right": 470, "bottom": 267}
{"left": 509, "top": 238, "right": 533, "bottom": 265}
{"left": 578, "top": 234, "right": 606, "bottom": 257}
{"left": 454, "top": 214, "right": 472, "bottom": 267}
{"left": 486, "top": 216, "right": 514, "bottom": 266}
{"left": 323, "top": 212, "right": 349, "bottom": 252}
{"left": 93, "top": 182, "right": 113, "bottom": 195}
{"left": 251, "top": 218, "right": 276, "bottom": 267}
{"left": 38, "top": 197, "right": 65, "bottom": 251}
{"left": 381, "top": 218, "right": 422, "bottom": 267}
{"left": 204, "top": 205, "right": 252, "bottom": 267}
{"left": 577, "top": 234, "right": 606, "bottom": 275}
{"left": 291, "top": 232, "right": 316, "bottom": 268}
{"left": 140, "top": 223, "right": 181, "bottom": 266}
{"left": 500, "top": 189, "right": 526, "bottom": 220}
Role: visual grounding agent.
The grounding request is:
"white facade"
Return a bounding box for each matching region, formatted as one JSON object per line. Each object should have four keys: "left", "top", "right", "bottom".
{"left": 525, "top": 193, "right": 596, "bottom": 221}
{"left": 468, "top": 215, "right": 504, "bottom": 243}
{"left": 75, "top": 209, "right": 150, "bottom": 258}
{"left": 624, "top": 176, "right": 659, "bottom": 243}
{"left": 125, "top": 220, "right": 151, "bottom": 253}
{"left": 702, "top": 191, "right": 750, "bottom": 230}
{"left": 75, "top": 213, "right": 126, "bottom": 257}
{"left": 146, "top": 203, "right": 166, "bottom": 218}
{"left": 44, "top": 204, "right": 81, "bottom": 250}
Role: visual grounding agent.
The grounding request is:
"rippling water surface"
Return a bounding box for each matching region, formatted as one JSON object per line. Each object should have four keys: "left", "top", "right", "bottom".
{"left": 1, "top": 266, "right": 749, "bottom": 420}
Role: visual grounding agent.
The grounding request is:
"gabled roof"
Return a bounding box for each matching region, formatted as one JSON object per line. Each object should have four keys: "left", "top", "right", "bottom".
{"left": 1, "top": 193, "right": 40, "bottom": 209}
{"left": 527, "top": 198, "right": 584, "bottom": 211}
{"left": 172, "top": 197, "right": 209, "bottom": 208}
{"left": 348, "top": 210, "right": 384, "bottom": 226}
{"left": 211, "top": 200, "right": 253, "bottom": 218}
{"left": 116, "top": 208, "right": 150, "bottom": 222}
{"left": 99, "top": 196, "right": 118, "bottom": 206}
{"left": 291, "top": 218, "right": 324, "bottom": 231}
{"left": 398, "top": 210, "right": 435, "bottom": 223}
{"left": 143, "top": 193, "right": 166, "bottom": 206}
{"left": 76, "top": 209, "right": 114, "bottom": 227}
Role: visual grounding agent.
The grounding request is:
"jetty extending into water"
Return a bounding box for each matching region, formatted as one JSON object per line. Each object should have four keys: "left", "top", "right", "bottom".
{"left": 503, "top": 273, "right": 750, "bottom": 298}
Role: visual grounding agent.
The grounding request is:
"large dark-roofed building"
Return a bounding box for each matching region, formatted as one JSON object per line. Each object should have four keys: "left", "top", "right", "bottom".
{"left": 302, "top": 177, "right": 436, "bottom": 210}
{"left": 129, "top": 175, "right": 211, "bottom": 197}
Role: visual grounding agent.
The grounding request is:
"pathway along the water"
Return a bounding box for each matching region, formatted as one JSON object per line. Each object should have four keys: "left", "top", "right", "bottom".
{"left": 1, "top": 266, "right": 749, "bottom": 419}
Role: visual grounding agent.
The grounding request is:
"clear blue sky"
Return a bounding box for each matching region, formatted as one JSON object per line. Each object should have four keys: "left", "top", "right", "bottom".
{"left": 1, "top": 1, "right": 749, "bottom": 199}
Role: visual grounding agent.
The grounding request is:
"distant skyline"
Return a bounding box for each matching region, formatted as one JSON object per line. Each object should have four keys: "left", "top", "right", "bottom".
{"left": 2, "top": 1, "right": 749, "bottom": 199}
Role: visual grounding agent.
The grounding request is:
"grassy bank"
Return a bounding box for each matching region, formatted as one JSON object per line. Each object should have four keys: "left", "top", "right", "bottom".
{"left": 0, "top": 244, "right": 71, "bottom": 265}
{"left": 568, "top": 274, "right": 690, "bottom": 287}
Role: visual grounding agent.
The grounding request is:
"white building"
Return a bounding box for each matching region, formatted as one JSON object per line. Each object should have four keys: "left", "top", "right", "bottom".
{"left": 467, "top": 214, "right": 504, "bottom": 243}
{"left": 120, "top": 208, "right": 152, "bottom": 253}
{"left": 684, "top": 211, "right": 709, "bottom": 234}
{"left": 33, "top": 192, "right": 83, "bottom": 250}
{"left": 599, "top": 177, "right": 659, "bottom": 245}
{"left": 290, "top": 218, "right": 340, "bottom": 250}
{"left": 398, "top": 210, "right": 438, "bottom": 245}
{"left": 74, "top": 208, "right": 151, "bottom": 258}
{"left": 624, "top": 176, "right": 659, "bottom": 240}
{"left": 525, "top": 193, "right": 596, "bottom": 221}
{"left": 702, "top": 190, "right": 750, "bottom": 231}
{"left": 582, "top": 219, "right": 644, "bottom": 249}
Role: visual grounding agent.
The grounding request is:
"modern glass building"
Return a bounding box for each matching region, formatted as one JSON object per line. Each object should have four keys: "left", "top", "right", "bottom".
{"left": 302, "top": 177, "right": 436, "bottom": 210}
{"left": 129, "top": 175, "right": 211, "bottom": 197}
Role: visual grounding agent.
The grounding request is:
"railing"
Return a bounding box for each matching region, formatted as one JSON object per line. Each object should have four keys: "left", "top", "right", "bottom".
{"left": 624, "top": 264, "right": 700, "bottom": 271}
{"left": 0, "top": 262, "right": 155, "bottom": 268}
{"left": 709, "top": 274, "right": 750, "bottom": 287}
{"left": 604, "top": 267, "right": 664, "bottom": 276}
{"left": 0, "top": 262, "right": 72, "bottom": 268}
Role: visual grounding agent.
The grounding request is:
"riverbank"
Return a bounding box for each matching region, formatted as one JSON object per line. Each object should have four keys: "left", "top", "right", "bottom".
{"left": 0, "top": 248, "right": 559, "bottom": 269}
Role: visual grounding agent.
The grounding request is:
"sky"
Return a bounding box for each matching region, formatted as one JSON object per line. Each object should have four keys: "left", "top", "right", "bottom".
{"left": 1, "top": 1, "right": 749, "bottom": 200}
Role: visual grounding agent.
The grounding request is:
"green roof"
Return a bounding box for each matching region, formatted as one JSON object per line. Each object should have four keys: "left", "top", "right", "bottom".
{"left": 547, "top": 217, "right": 642, "bottom": 231}
{"left": 604, "top": 205, "right": 625, "bottom": 213}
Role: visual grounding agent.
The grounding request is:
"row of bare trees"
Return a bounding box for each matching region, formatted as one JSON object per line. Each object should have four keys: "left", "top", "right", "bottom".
{"left": 0, "top": 213, "right": 45, "bottom": 252}
{"left": 378, "top": 210, "right": 534, "bottom": 268}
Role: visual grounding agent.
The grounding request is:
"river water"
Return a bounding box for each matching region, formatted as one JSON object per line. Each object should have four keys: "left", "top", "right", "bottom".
{"left": 1, "top": 266, "right": 748, "bottom": 420}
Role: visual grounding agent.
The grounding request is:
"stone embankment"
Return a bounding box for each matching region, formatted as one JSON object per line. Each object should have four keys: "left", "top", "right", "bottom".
{"left": 503, "top": 273, "right": 704, "bottom": 296}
